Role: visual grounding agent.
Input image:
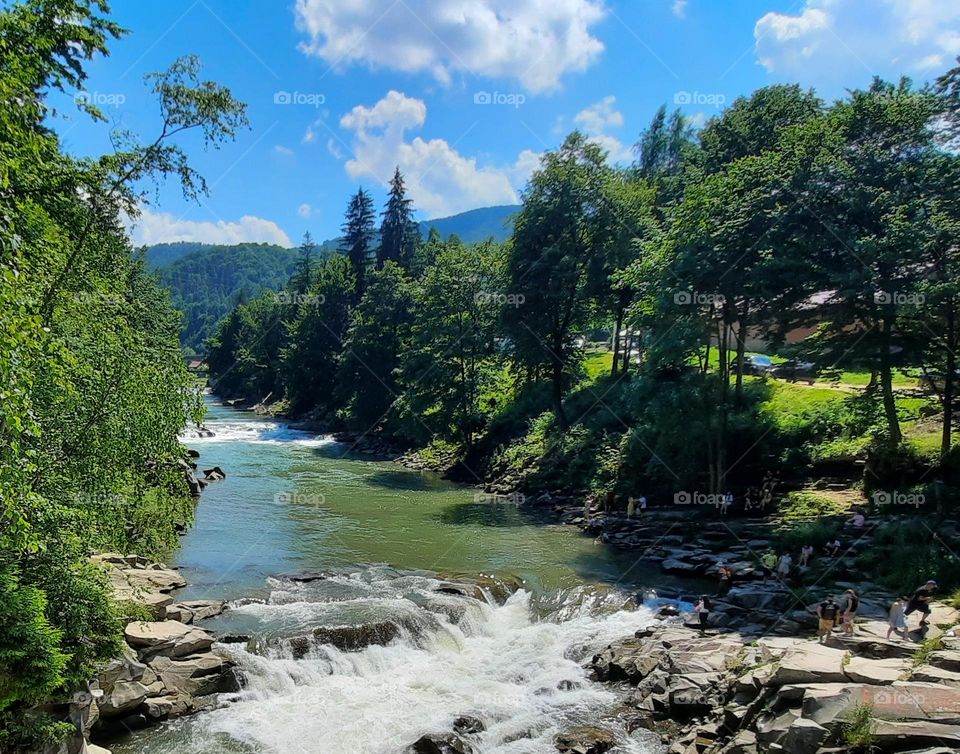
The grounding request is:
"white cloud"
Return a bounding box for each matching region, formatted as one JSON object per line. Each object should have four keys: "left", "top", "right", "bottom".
{"left": 302, "top": 124, "right": 317, "bottom": 143}
{"left": 273, "top": 144, "right": 294, "bottom": 156}
{"left": 128, "top": 208, "right": 292, "bottom": 247}
{"left": 672, "top": 0, "right": 688, "bottom": 19}
{"left": 294, "top": 0, "right": 606, "bottom": 93}
{"left": 574, "top": 95, "right": 624, "bottom": 133}
{"left": 755, "top": 0, "right": 960, "bottom": 86}
{"left": 339, "top": 90, "right": 526, "bottom": 217}
{"left": 572, "top": 96, "right": 633, "bottom": 163}
{"left": 297, "top": 203, "right": 313, "bottom": 219}
{"left": 326, "top": 138, "right": 343, "bottom": 160}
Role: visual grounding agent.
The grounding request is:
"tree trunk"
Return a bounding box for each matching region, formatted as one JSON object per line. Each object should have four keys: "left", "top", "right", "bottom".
{"left": 621, "top": 328, "right": 631, "bottom": 374}
{"left": 552, "top": 360, "right": 568, "bottom": 429}
{"left": 942, "top": 304, "right": 956, "bottom": 460}
{"left": 734, "top": 310, "right": 748, "bottom": 407}
{"left": 878, "top": 320, "right": 902, "bottom": 444}
{"left": 611, "top": 305, "right": 623, "bottom": 377}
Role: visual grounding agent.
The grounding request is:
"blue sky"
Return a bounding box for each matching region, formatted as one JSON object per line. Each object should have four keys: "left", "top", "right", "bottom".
{"left": 49, "top": 0, "right": 960, "bottom": 247}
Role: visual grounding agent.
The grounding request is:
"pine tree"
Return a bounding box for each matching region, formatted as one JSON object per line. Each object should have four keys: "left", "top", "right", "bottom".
{"left": 378, "top": 166, "right": 420, "bottom": 270}
{"left": 340, "top": 188, "right": 376, "bottom": 300}
{"left": 290, "top": 231, "right": 316, "bottom": 295}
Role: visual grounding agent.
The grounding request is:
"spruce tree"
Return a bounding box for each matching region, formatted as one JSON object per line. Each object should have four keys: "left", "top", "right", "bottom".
{"left": 340, "top": 188, "right": 376, "bottom": 299}
{"left": 378, "top": 166, "right": 420, "bottom": 270}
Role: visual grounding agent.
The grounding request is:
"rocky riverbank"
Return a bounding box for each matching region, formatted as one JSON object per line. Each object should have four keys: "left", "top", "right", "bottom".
{"left": 49, "top": 555, "right": 242, "bottom": 754}
{"left": 588, "top": 605, "right": 960, "bottom": 754}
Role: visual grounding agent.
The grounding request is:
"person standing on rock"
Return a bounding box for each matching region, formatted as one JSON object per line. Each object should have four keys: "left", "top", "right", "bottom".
{"left": 718, "top": 564, "right": 733, "bottom": 596}
{"left": 905, "top": 580, "right": 937, "bottom": 627}
{"left": 887, "top": 595, "right": 909, "bottom": 640}
{"left": 817, "top": 596, "right": 840, "bottom": 642}
{"left": 639, "top": 494, "right": 647, "bottom": 515}
{"left": 799, "top": 544, "right": 814, "bottom": 567}
{"left": 776, "top": 552, "right": 792, "bottom": 581}
{"left": 841, "top": 588, "right": 859, "bottom": 635}
{"left": 761, "top": 550, "right": 777, "bottom": 581}
{"left": 694, "top": 595, "right": 711, "bottom": 633}
{"left": 627, "top": 496, "right": 635, "bottom": 518}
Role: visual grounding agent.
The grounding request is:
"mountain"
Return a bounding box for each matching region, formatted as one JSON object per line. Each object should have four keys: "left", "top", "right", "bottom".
{"left": 155, "top": 243, "right": 299, "bottom": 352}
{"left": 417, "top": 204, "right": 519, "bottom": 243}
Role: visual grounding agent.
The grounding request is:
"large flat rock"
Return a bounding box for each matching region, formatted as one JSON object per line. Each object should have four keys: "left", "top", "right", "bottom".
{"left": 766, "top": 642, "right": 848, "bottom": 686}
{"left": 124, "top": 621, "right": 214, "bottom": 658}
{"left": 800, "top": 682, "right": 960, "bottom": 726}
{"left": 843, "top": 655, "right": 908, "bottom": 685}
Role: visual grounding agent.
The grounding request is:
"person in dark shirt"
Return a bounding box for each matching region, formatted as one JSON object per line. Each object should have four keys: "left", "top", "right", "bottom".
{"left": 905, "top": 580, "right": 937, "bottom": 627}
{"left": 817, "top": 596, "right": 840, "bottom": 643}
{"left": 841, "top": 589, "right": 860, "bottom": 635}
{"left": 695, "top": 595, "right": 711, "bottom": 633}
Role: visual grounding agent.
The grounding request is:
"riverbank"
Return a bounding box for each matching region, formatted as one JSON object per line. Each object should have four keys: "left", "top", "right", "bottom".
{"left": 56, "top": 554, "right": 240, "bottom": 754}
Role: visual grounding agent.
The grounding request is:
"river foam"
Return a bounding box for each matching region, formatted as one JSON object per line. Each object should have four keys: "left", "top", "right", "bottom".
{"left": 181, "top": 419, "right": 337, "bottom": 447}
{"left": 115, "top": 567, "right": 660, "bottom": 754}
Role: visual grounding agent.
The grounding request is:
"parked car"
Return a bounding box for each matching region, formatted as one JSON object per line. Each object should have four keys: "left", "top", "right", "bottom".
{"left": 770, "top": 360, "right": 817, "bottom": 384}
{"left": 731, "top": 354, "right": 775, "bottom": 376}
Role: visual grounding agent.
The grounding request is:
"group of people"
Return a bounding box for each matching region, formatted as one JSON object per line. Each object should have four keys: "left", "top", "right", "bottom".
{"left": 816, "top": 580, "right": 937, "bottom": 643}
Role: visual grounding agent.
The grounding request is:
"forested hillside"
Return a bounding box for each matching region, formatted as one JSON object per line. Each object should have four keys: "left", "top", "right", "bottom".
{"left": 0, "top": 1, "right": 246, "bottom": 747}
{"left": 155, "top": 243, "right": 300, "bottom": 351}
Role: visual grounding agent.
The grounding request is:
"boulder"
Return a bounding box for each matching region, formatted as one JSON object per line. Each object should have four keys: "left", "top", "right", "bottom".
{"left": 553, "top": 726, "right": 616, "bottom": 754}
{"left": 124, "top": 621, "right": 214, "bottom": 658}
{"left": 118, "top": 567, "right": 186, "bottom": 593}
{"left": 406, "top": 733, "right": 473, "bottom": 754}
{"left": 871, "top": 719, "right": 960, "bottom": 747}
{"left": 843, "top": 655, "right": 908, "bottom": 685}
{"left": 930, "top": 649, "right": 960, "bottom": 672}
{"left": 765, "top": 642, "right": 847, "bottom": 686}
{"left": 164, "top": 600, "right": 226, "bottom": 624}
{"left": 755, "top": 709, "right": 798, "bottom": 748}
{"left": 910, "top": 664, "right": 960, "bottom": 687}
{"left": 86, "top": 746, "right": 112, "bottom": 754}
{"left": 801, "top": 682, "right": 960, "bottom": 726}
{"left": 97, "top": 680, "right": 149, "bottom": 717}
{"left": 203, "top": 466, "right": 226, "bottom": 481}
{"left": 147, "top": 654, "right": 232, "bottom": 697}
{"left": 452, "top": 716, "right": 484, "bottom": 736}
{"left": 782, "top": 718, "right": 829, "bottom": 754}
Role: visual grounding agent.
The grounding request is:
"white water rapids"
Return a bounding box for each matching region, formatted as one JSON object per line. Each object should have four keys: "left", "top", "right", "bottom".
{"left": 116, "top": 567, "right": 665, "bottom": 754}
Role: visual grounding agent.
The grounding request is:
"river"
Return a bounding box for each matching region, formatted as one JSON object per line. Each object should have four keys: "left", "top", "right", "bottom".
{"left": 112, "top": 399, "right": 685, "bottom": 754}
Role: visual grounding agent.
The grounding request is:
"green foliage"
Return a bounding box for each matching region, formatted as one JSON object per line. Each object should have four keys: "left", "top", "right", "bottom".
{"left": 857, "top": 519, "right": 960, "bottom": 594}
{"left": 842, "top": 702, "right": 876, "bottom": 751}
{"left": 0, "top": 0, "right": 244, "bottom": 742}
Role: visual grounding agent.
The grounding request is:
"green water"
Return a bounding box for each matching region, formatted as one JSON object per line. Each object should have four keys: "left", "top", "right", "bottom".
{"left": 175, "top": 398, "right": 675, "bottom": 602}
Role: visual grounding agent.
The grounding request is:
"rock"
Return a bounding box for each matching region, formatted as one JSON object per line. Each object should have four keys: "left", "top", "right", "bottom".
{"left": 203, "top": 466, "right": 226, "bottom": 481}
{"left": 726, "top": 584, "right": 792, "bottom": 611}
{"left": 871, "top": 719, "right": 960, "bottom": 746}
{"left": 87, "top": 746, "right": 113, "bottom": 754}
{"left": 124, "top": 621, "right": 214, "bottom": 659}
{"left": 147, "top": 653, "right": 233, "bottom": 697}
{"left": 801, "top": 682, "right": 960, "bottom": 726}
{"left": 164, "top": 600, "right": 226, "bottom": 624}
{"left": 843, "top": 655, "right": 908, "bottom": 685}
{"left": 97, "top": 680, "right": 150, "bottom": 717}
{"left": 930, "top": 649, "right": 960, "bottom": 672}
{"left": 718, "top": 730, "right": 757, "bottom": 754}
{"left": 755, "top": 709, "right": 797, "bottom": 748}
{"left": 553, "top": 726, "right": 616, "bottom": 754}
{"left": 185, "top": 470, "right": 202, "bottom": 496}
{"left": 661, "top": 559, "right": 699, "bottom": 575}
{"left": 765, "top": 642, "right": 848, "bottom": 686}
{"left": 452, "top": 716, "right": 484, "bottom": 736}
{"left": 782, "top": 718, "right": 829, "bottom": 754}
{"left": 117, "top": 567, "right": 186, "bottom": 594}
{"left": 312, "top": 621, "right": 400, "bottom": 651}
{"left": 406, "top": 732, "right": 473, "bottom": 754}
{"left": 910, "top": 664, "right": 960, "bottom": 687}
